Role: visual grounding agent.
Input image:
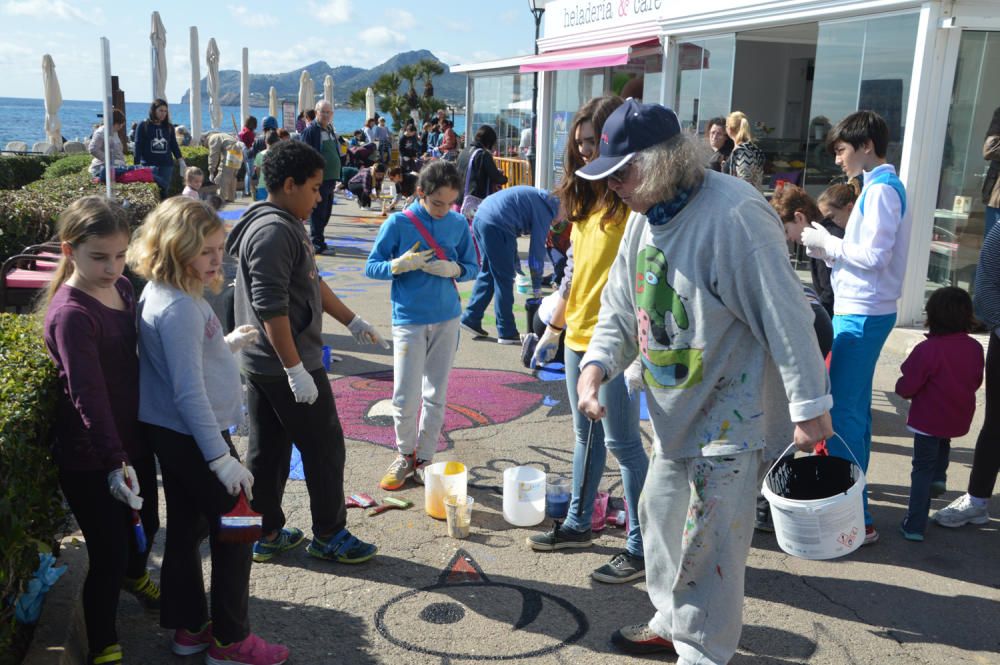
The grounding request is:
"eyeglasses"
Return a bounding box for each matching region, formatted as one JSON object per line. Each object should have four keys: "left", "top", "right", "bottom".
{"left": 608, "top": 162, "right": 633, "bottom": 184}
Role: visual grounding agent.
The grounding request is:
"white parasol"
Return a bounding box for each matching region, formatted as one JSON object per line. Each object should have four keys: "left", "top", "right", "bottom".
{"left": 206, "top": 38, "right": 222, "bottom": 130}
{"left": 365, "top": 87, "right": 375, "bottom": 120}
{"left": 240, "top": 47, "right": 250, "bottom": 131}
{"left": 150, "top": 11, "right": 167, "bottom": 101}
{"left": 298, "top": 70, "right": 314, "bottom": 117}
{"left": 269, "top": 86, "right": 278, "bottom": 118}
{"left": 41, "top": 54, "right": 62, "bottom": 148}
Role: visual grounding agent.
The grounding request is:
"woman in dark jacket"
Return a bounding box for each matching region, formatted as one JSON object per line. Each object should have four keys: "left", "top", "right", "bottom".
{"left": 456, "top": 125, "right": 508, "bottom": 208}
{"left": 134, "top": 98, "right": 184, "bottom": 197}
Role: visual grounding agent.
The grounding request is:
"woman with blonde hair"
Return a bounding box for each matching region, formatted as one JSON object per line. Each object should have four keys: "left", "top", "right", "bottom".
{"left": 725, "top": 110, "right": 766, "bottom": 189}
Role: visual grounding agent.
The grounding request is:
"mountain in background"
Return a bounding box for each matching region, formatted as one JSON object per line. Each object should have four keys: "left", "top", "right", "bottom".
{"left": 181, "top": 50, "right": 466, "bottom": 107}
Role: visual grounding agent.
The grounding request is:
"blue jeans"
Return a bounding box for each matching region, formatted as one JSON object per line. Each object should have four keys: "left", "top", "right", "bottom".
{"left": 561, "top": 347, "right": 648, "bottom": 557}
{"left": 826, "top": 312, "right": 895, "bottom": 526}
{"left": 903, "top": 433, "right": 950, "bottom": 535}
{"left": 309, "top": 179, "right": 336, "bottom": 248}
{"left": 985, "top": 206, "right": 1000, "bottom": 241}
{"left": 149, "top": 163, "right": 173, "bottom": 198}
{"left": 462, "top": 221, "right": 518, "bottom": 339}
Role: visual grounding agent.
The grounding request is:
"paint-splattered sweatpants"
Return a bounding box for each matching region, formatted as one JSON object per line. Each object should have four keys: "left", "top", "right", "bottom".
{"left": 641, "top": 448, "right": 762, "bottom": 665}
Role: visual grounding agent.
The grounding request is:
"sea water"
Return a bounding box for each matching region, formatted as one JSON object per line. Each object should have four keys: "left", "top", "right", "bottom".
{"left": 0, "top": 97, "right": 465, "bottom": 148}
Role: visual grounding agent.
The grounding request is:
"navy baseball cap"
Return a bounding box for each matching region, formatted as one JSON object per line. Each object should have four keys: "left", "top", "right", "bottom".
{"left": 577, "top": 99, "right": 681, "bottom": 180}
{"left": 262, "top": 115, "right": 278, "bottom": 130}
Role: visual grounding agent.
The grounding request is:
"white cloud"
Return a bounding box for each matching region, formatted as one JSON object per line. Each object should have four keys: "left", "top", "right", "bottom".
{"left": 0, "top": 42, "right": 31, "bottom": 65}
{"left": 307, "top": 0, "right": 351, "bottom": 25}
{"left": 3, "top": 0, "right": 103, "bottom": 25}
{"left": 357, "top": 27, "right": 406, "bottom": 49}
{"left": 396, "top": 9, "right": 416, "bottom": 29}
{"left": 228, "top": 5, "right": 272, "bottom": 28}
{"left": 472, "top": 50, "right": 501, "bottom": 62}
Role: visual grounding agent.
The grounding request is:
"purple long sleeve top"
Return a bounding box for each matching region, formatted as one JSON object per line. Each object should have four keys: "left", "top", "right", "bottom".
{"left": 43, "top": 277, "right": 143, "bottom": 472}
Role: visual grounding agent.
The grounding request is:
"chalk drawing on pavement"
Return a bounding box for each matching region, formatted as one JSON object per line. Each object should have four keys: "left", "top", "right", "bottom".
{"left": 374, "top": 549, "right": 588, "bottom": 660}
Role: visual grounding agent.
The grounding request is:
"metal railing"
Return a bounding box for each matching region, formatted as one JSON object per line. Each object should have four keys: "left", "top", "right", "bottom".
{"left": 495, "top": 157, "right": 533, "bottom": 188}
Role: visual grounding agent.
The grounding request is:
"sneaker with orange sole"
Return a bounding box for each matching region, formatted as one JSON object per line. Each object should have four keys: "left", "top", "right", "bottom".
{"left": 610, "top": 623, "right": 677, "bottom": 655}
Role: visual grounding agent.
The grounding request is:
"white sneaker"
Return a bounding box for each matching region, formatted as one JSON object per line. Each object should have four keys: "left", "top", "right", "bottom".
{"left": 932, "top": 493, "right": 990, "bottom": 528}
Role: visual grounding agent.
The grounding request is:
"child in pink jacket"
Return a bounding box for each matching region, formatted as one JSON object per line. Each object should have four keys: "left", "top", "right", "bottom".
{"left": 895, "top": 286, "right": 984, "bottom": 540}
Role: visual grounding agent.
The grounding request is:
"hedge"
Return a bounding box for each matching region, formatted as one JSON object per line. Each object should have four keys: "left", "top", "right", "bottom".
{"left": 41, "top": 153, "right": 92, "bottom": 180}
{"left": 0, "top": 173, "right": 159, "bottom": 264}
{"left": 0, "top": 156, "right": 58, "bottom": 191}
{"left": 0, "top": 313, "right": 63, "bottom": 658}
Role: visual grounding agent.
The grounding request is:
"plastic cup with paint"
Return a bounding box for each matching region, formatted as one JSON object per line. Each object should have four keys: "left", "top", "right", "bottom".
{"left": 444, "top": 495, "right": 474, "bottom": 539}
{"left": 545, "top": 475, "right": 570, "bottom": 519}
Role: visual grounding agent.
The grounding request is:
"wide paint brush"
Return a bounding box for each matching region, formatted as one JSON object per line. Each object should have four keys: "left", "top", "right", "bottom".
{"left": 218, "top": 490, "right": 263, "bottom": 543}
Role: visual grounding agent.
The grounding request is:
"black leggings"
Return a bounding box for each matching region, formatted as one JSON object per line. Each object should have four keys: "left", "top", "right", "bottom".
{"left": 970, "top": 334, "right": 1000, "bottom": 498}
{"left": 58, "top": 454, "right": 159, "bottom": 653}
{"left": 348, "top": 183, "right": 372, "bottom": 208}
{"left": 149, "top": 425, "right": 252, "bottom": 644}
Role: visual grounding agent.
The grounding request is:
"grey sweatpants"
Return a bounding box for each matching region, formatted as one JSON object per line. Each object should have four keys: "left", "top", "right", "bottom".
{"left": 391, "top": 316, "right": 460, "bottom": 460}
{"left": 641, "top": 448, "right": 762, "bottom": 665}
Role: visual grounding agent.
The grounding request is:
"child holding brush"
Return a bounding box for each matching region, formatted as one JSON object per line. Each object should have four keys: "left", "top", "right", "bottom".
{"left": 42, "top": 196, "right": 161, "bottom": 665}
{"left": 131, "top": 197, "right": 289, "bottom": 665}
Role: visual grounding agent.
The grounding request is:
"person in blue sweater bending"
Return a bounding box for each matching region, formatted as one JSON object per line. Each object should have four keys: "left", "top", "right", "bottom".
{"left": 460, "top": 185, "right": 565, "bottom": 344}
{"left": 134, "top": 98, "right": 185, "bottom": 198}
{"left": 801, "top": 110, "right": 912, "bottom": 546}
{"left": 365, "top": 161, "right": 479, "bottom": 490}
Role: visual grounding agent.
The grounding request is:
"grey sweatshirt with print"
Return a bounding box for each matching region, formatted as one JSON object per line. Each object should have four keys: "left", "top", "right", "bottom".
{"left": 581, "top": 169, "right": 832, "bottom": 460}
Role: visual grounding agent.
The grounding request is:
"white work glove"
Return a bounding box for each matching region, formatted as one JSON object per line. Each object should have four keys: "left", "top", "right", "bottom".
{"left": 347, "top": 315, "right": 390, "bottom": 348}
{"left": 624, "top": 358, "right": 646, "bottom": 399}
{"left": 208, "top": 454, "right": 254, "bottom": 498}
{"left": 224, "top": 325, "right": 259, "bottom": 353}
{"left": 107, "top": 466, "right": 143, "bottom": 510}
{"left": 530, "top": 325, "right": 562, "bottom": 369}
{"left": 284, "top": 362, "right": 319, "bottom": 404}
{"left": 177, "top": 158, "right": 188, "bottom": 176}
{"left": 800, "top": 221, "right": 838, "bottom": 259}
{"left": 422, "top": 260, "right": 461, "bottom": 279}
{"left": 391, "top": 242, "right": 435, "bottom": 274}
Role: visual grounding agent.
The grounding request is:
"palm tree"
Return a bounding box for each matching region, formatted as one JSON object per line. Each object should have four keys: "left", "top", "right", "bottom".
{"left": 398, "top": 64, "right": 419, "bottom": 107}
{"left": 347, "top": 88, "right": 368, "bottom": 110}
{"left": 417, "top": 58, "right": 444, "bottom": 99}
{"left": 372, "top": 72, "right": 405, "bottom": 129}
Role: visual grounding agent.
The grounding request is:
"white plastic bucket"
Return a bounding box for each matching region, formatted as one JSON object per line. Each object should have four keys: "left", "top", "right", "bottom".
{"left": 761, "top": 439, "right": 865, "bottom": 560}
{"left": 424, "top": 461, "right": 467, "bottom": 520}
{"left": 502, "top": 466, "right": 546, "bottom": 526}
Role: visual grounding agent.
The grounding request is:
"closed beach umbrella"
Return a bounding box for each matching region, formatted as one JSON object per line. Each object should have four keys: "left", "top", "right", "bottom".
{"left": 298, "top": 70, "right": 313, "bottom": 117}
{"left": 324, "top": 75, "right": 333, "bottom": 105}
{"left": 365, "top": 87, "right": 375, "bottom": 120}
{"left": 41, "top": 54, "right": 62, "bottom": 148}
{"left": 150, "top": 11, "right": 167, "bottom": 101}
{"left": 240, "top": 47, "right": 250, "bottom": 131}
{"left": 206, "top": 38, "right": 222, "bottom": 130}
{"left": 269, "top": 86, "right": 278, "bottom": 118}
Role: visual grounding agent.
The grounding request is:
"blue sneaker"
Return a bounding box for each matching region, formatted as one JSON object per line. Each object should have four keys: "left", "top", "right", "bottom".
{"left": 306, "top": 529, "right": 377, "bottom": 564}
{"left": 252, "top": 527, "right": 305, "bottom": 562}
{"left": 899, "top": 524, "right": 924, "bottom": 542}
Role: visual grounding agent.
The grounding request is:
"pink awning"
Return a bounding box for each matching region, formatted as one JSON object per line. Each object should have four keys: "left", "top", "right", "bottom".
{"left": 519, "top": 38, "right": 661, "bottom": 73}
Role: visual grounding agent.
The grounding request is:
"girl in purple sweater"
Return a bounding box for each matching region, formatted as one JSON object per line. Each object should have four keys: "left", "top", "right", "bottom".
{"left": 42, "top": 196, "right": 160, "bottom": 665}
{"left": 895, "top": 286, "right": 984, "bottom": 541}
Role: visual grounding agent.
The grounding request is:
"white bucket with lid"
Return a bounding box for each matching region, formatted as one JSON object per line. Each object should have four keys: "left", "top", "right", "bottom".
{"left": 761, "top": 437, "right": 865, "bottom": 560}
{"left": 502, "top": 466, "right": 546, "bottom": 526}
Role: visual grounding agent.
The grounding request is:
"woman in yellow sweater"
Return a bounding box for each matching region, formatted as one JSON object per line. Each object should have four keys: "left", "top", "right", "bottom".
{"left": 527, "top": 96, "right": 649, "bottom": 584}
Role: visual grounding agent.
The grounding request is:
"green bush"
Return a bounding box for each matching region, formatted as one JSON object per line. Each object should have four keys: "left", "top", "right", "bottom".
{"left": 0, "top": 156, "right": 57, "bottom": 191}
{"left": 0, "top": 173, "right": 159, "bottom": 263}
{"left": 167, "top": 146, "right": 210, "bottom": 196}
{"left": 41, "top": 153, "right": 92, "bottom": 180}
{"left": 0, "top": 313, "right": 63, "bottom": 657}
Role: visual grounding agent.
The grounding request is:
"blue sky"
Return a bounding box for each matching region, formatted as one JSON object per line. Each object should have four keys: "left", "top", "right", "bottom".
{"left": 0, "top": 1, "right": 537, "bottom": 101}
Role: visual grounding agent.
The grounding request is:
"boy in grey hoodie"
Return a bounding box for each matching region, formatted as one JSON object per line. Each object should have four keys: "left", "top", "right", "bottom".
{"left": 226, "top": 140, "right": 388, "bottom": 565}
{"left": 576, "top": 100, "right": 833, "bottom": 664}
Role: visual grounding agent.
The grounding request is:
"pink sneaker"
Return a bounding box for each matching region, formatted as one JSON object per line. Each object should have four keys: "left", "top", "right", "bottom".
{"left": 205, "top": 633, "right": 289, "bottom": 665}
{"left": 171, "top": 621, "right": 212, "bottom": 655}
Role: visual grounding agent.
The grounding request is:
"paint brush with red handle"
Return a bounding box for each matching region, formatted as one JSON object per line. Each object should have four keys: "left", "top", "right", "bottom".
{"left": 122, "top": 463, "right": 147, "bottom": 553}
{"left": 218, "top": 490, "right": 263, "bottom": 544}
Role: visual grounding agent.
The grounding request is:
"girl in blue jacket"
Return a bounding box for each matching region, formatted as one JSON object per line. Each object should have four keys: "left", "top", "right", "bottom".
{"left": 365, "top": 161, "right": 479, "bottom": 490}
